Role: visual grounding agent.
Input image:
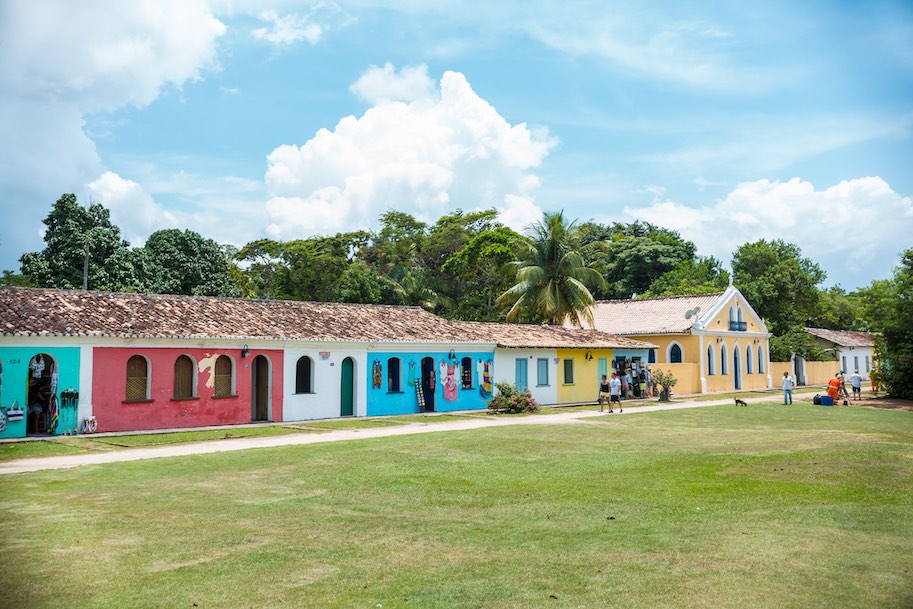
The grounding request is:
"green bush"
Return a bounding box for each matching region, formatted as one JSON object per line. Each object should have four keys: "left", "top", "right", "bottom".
{"left": 652, "top": 369, "right": 678, "bottom": 402}
{"left": 487, "top": 382, "right": 541, "bottom": 414}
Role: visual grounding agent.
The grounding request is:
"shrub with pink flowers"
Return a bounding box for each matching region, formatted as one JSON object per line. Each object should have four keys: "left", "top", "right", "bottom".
{"left": 487, "top": 382, "right": 541, "bottom": 414}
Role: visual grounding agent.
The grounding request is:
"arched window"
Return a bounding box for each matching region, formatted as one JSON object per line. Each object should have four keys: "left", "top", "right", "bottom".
{"left": 296, "top": 356, "right": 313, "bottom": 394}
{"left": 758, "top": 346, "right": 765, "bottom": 374}
{"left": 706, "top": 346, "right": 715, "bottom": 375}
{"left": 729, "top": 306, "right": 735, "bottom": 323}
{"left": 173, "top": 355, "right": 195, "bottom": 399}
{"left": 746, "top": 346, "right": 753, "bottom": 374}
{"left": 213, "top": 355, "right": 233, "bottom": 397}
{"left": 387, "top": 357, "right": 401, "bottom": 392}
{"left": 738, "top": 308, "right": 744, "bottom": 323}
{"left": 669, "top": 343, "right": 683, "bottom": 363}
{"left": 720, "top": 344, "right": 728, "bottom": 375}
{"left": 461, "top": 357, "right": 473, "bottom": 389}
{"left": 126, "top": 355, "right": 150, "bottom": 401}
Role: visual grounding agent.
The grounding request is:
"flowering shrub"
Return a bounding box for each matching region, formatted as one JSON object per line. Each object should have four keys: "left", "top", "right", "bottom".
{"left": 487, "top": 382, "right": 541, "bottom": 414}
{"left": 652, "top": 369, "right": 678, "bottom": 402}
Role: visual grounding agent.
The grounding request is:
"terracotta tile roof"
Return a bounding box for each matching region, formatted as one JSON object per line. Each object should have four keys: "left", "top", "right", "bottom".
{"left": 579, "top": 293, "right": 724, "bottom": 335}
{"left": 804, "top": 327, "right": 875, "bottom": 347}
{"left": 454, "top": 321, "right": 657, "bottom": 350}
{"left": 0, "top": 287, "right": 650, "bottom": 350}
{"left": 0, "top": 287, "right": 477, "bottom": 343}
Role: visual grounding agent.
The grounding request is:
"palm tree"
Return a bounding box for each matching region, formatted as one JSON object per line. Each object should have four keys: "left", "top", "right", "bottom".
{"left": 497, "top": 211, "right": 606, "bottom": 327}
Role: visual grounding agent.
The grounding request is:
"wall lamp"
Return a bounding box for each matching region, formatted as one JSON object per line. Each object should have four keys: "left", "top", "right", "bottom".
{"left": 716, "top": 337, "right": 723, "bottom": 343}
{"left": 585, "top": 351, "right": 594, "bottom": 361}
{"left": 241, "top": 344, "right": 250, "bottom": 358}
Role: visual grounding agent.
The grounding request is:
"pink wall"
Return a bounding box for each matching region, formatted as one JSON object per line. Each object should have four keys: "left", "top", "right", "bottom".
{"left": 92, "top": 347, "right": 284, "bottom": 433}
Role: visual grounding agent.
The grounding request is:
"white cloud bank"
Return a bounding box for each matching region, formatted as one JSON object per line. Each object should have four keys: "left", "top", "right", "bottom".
{"left": 263, "top": 64, "right": 556, "bottom": 239}
{"left": 252, "top": 10, "right": 323, "bottom": 46}
{"left": 0, "top": 0, "right": 225, "bottom": 267}
{"left": 628, "top": 176, "right": 913, "bottom": 286}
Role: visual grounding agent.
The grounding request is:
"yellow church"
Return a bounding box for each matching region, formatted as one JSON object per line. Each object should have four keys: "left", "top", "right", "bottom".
{"left": 578, "top": 285, "right": 772, "bottom": 394}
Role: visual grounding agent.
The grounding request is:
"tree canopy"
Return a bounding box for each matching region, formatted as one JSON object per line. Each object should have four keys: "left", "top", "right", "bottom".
{"left": 7, "top": 194, "right": 900, "bottom": 346}
{"left": 731, "top": 239, "right": 826, "bottom": 336}
{"left": 497, "top": 211, "right": 605, "bottom": 326}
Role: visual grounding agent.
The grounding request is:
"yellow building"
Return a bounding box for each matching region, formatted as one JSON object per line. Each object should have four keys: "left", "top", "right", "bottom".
{"left": 579, "top": 286, "right": 772, "bottom": 395}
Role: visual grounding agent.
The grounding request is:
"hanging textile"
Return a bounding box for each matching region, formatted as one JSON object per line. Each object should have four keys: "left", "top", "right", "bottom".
{"left": 372, "top": 360, "right": 383, "bottom": 389}
{"left": 478, "top": 360, "right": 493, "bottom": 398}
{"left": 440, "top": 361, "right": 458, "bottom": 402}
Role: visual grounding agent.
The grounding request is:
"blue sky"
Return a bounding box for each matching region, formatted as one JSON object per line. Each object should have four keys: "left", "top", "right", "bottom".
{"left": 1, "top": 0, "right": 911, "bottom": 291}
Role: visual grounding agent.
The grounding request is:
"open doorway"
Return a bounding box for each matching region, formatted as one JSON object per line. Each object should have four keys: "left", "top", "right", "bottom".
{"left": 27, "top": 353, "right": 57, "bottom": 436}
{"left": 421, "top": 357, "right": 436, "bottom": 412}
{"left": 251, "top": 355, "right": 270, "bottom": 421}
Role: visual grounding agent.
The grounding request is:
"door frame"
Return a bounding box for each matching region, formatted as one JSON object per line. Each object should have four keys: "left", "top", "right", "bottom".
{"left": 340, "top": 357, "right": 355, "bottom": 417}
{"left": 421, "top": 357, "right": 436, "bottom": 413}
{"left": 251, "top": 354, "right": 271, "bottom": 421}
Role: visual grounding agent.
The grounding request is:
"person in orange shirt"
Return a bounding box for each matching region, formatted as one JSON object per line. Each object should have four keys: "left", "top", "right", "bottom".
{"left": 827, "top": 373, "right": 842, "bottom": 404}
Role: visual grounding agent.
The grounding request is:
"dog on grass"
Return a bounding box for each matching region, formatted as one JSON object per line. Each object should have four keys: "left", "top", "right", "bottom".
{"left": 734, "top": 398, "right": 748, "bottom": 407}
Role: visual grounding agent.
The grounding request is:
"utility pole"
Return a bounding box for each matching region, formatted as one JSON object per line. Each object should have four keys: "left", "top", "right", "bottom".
{"left": 82, "top": 234, "right": 90, "bottom": 290}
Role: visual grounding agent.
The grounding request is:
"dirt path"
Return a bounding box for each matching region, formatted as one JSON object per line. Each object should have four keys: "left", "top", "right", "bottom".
{"left": 0, "top": 396, "right": 780, "bottom": 475}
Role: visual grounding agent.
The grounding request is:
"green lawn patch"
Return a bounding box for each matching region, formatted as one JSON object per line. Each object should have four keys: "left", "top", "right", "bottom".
{"left": 1, "top": 404, "right": 911, "bottom": 609}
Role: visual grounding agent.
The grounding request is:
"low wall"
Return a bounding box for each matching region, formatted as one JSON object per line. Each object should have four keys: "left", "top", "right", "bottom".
{"left": 770, "top": 360, "right": 840, "bottom": 387}
{"left": 651, "top": 363, "right": 700, "bottom": 395}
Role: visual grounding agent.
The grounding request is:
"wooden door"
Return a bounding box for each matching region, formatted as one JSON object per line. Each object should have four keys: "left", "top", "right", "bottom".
{"left": 252, "top": 355, "right": 269, "bottom": 421}
{"left": 340, "top": 357, "right": 354, "bottom": 417}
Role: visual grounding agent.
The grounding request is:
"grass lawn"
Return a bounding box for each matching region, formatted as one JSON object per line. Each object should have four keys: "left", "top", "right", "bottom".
{"left": 1, "top": 403, "right": 911, "bottom": 609}
{"left": 0, "top": 425, "right": 315, "bottom": 463}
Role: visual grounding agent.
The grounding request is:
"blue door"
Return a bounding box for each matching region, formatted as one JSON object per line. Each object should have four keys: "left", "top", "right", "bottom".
{"left": 515, "top": 358, "right": 528, "bottom": 390}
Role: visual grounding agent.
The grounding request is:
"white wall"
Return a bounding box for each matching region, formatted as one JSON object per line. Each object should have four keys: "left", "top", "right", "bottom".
{"left": 493, "top": 348, "right": 558, "bottom": 406}
{"left": 838, "top": 346, "right": 874, "bottom": 380}
{"left": 283, "top": 347, "right": 367, "bottom": 421}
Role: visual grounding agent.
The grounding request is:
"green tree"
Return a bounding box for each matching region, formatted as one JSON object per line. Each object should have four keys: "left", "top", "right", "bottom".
{"left": 0, "top": 270, "right": 35, "bottom": 287}
{"left": 852, "top": 278, "right": 896, "bottom": 332}
{"left": 497, "top": 211, "right": 606, "bottom": 326}
{"left": 769, "top": 328, "right": 833, "bottom": 362}
{"left": 578, "top": 221, "right": 697, "bottom": 298}
{"left": 810, "top": 285, "right": 863, "bottom": 330}
{"left": 645, "top": 256, "right": 730, "bottom": 297}
{"left": 20, "top": 194, "right": 139, "bottom": 291}
{"left": 731, "top": 239, "right": 826, "bottom": 336}
{"left": 139, "top": 229, "right": 239, "bottom": 297}
{"left": 441, "top": 226, "right": 519, "bottom": 321}
{"left": 875, "top": 249, "right": 913, "bottom": 399}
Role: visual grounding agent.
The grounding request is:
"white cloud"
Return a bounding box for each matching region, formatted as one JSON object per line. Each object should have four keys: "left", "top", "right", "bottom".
{"left": 252, "top": 10, "right": 323, "bottom": 46}
{"left": 0, "top": 0, "right": 225, "bottom": 112}
{"left": 627, "top": 177, "right": 913, "bottom": 287}
{"left": 350, "top": 63, "right": 436, "bottom": 104}
{"left": 87, "top": 172, "right": 177, "bottom": 246}
{"left": 0, "top": 0, "right": 225, "bottom": 270}
{"left": 263, "top": 67, "right": 556, "bottom": 239}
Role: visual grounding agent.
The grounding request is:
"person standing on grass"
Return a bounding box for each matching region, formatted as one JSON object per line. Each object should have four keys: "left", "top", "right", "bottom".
{"left": 609, "top": 373, "right": 622, "bottom": 413}
{"left": 598, "top": 375, "right": 611, "bottom": 411}
{"left": 827, "top": 373, "right": 842, "bottom": 405}
{"left": 782, "top": 371, "right": 795, "bottom": 404}
{"left": 849, "top": 370, "right": 862, "bottom": 401}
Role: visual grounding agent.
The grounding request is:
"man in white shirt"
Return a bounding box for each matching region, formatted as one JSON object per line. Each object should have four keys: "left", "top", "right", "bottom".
{"left": 609, "top": 373, "right": 622, "bottom": 413}
{"left": 782, "top": 371, "right": 795, "bottom": 405}
{"left": 849, "top": 370, "right": 863, "bottom": 401}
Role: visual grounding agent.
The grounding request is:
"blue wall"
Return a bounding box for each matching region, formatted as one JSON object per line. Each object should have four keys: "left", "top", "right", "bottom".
{"left": 366, "top": 351, "right": 494, "bottom": 416}
{"left": 0, "top": 346, "right": 81, "bottom": 439}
